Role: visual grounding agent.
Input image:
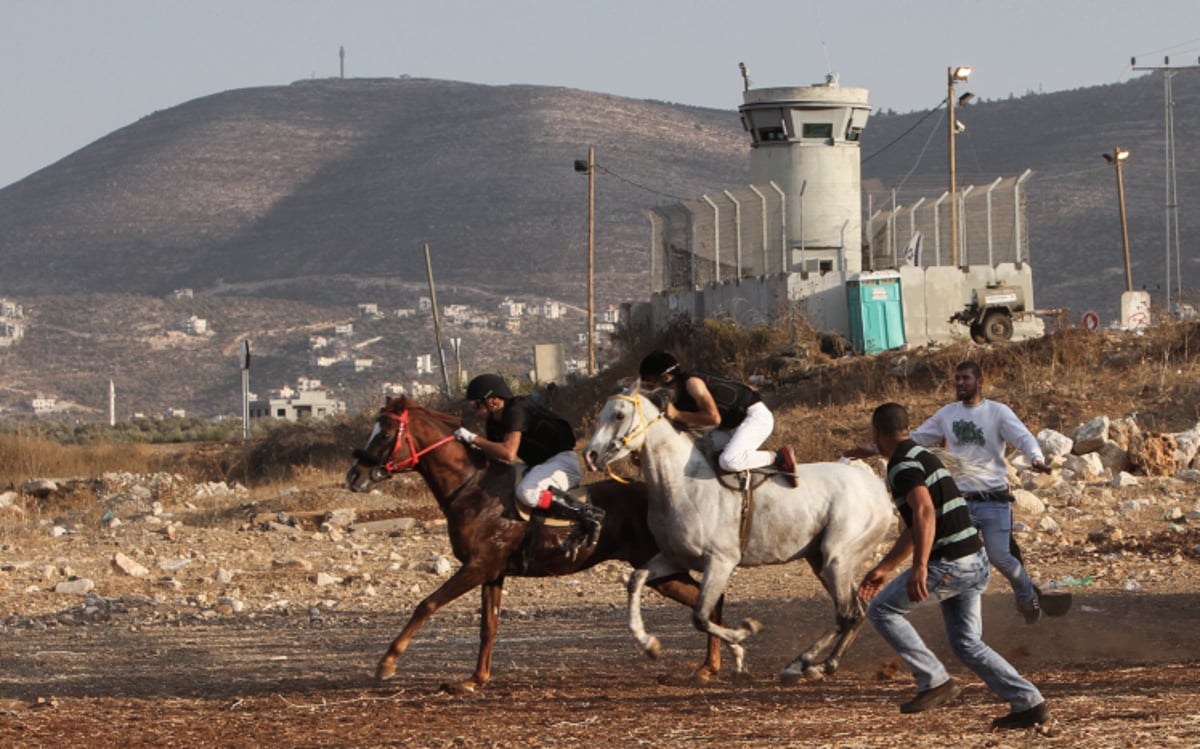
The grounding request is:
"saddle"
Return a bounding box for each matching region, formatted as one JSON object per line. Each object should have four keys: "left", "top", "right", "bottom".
{"left": 497, "top": 464, "right": 585, "bottom": 527}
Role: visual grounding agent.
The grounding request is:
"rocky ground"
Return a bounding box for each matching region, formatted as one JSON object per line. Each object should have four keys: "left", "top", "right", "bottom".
{"left": 1, "top": 432, "right": 1199, "bottom": 747}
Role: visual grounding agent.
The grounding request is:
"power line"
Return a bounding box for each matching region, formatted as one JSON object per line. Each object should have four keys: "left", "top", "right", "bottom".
{"left": 862, "top": 100, "right": 947, "bottom": 165}
{"left": 595, "top": 166, "right": 687, "bottom": 201}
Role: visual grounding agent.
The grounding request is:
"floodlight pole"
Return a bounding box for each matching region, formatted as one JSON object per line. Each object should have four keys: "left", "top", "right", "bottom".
{"left": 947, "top": 67, "right": 966, "bottom": 268}
{"left": 1109, "top": 148, "right": 1134, "bottom": 293}
{"left": 575, "top": 148, "right": 596, "bottom": 376}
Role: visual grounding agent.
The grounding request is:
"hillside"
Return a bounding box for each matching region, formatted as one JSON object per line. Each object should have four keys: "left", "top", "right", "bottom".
{"left": 0, "top": 74, "right": 1198, "bottom": 419}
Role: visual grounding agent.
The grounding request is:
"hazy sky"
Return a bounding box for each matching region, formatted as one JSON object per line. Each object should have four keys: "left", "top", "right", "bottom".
{"left": 3, "top": 0, "right": 1198, "bottom": 188}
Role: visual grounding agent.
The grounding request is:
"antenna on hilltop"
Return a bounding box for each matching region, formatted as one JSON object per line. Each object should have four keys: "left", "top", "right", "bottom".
{"left": 739, "top": 62, "right": 751, "bottom": 91}
{"left": 339, "top": 46, "right": 345, "bottom": 79}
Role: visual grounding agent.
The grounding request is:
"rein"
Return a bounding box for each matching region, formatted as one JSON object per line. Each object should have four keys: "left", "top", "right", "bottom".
{"left": 603, "top": 393, "right": 667, "bottom": 484}
{"left": 380, "top": 409, "right": 457, "bottom": 474}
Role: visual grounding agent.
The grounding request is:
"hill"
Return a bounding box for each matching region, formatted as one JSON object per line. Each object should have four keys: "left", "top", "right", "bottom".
{"left": 0, "top": 74, "right": 1198, "bottom": 419}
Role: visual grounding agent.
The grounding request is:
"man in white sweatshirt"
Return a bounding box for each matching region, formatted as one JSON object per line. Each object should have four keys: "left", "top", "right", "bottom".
{"left": 910, "top": 361, "right": 1050, "bottom": 624}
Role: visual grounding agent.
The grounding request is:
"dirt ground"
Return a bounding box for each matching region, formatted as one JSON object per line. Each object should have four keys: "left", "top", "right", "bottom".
{"left": 2, "top": 474, "right": 1200, "bottom": 749}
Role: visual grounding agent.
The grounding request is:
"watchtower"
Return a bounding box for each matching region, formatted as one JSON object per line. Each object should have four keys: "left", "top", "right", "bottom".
{"left": 738, "top": 79, "right": 871, "bottom": 274}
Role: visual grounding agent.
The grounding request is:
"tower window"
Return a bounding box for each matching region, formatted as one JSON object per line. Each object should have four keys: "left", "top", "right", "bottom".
{"left": 802, "top": 122, "right": 833, "bottom": 139}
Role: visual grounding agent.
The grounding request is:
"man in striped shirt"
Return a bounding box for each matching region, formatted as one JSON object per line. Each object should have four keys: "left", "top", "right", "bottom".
{"left": 858, "top": 402, "right": 1050, "bottom": 729}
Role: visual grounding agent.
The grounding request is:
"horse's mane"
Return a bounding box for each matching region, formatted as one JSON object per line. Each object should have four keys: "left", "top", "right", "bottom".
{"left": 383, "top": 395, "right": 463, "bottom": 428}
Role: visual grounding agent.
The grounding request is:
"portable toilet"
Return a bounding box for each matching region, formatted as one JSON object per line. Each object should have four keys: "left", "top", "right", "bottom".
{"left": 847, "top": 271, "right": 905, "bottom": 354}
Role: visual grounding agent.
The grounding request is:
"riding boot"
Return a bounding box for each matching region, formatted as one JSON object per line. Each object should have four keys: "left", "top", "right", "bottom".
{"left": 542, "top": 488, "right": 605, "bottom": 549}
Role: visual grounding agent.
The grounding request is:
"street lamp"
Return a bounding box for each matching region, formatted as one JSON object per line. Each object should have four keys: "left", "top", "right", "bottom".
{"left": 1103, "top": 147, "right": 1133, "bottom": 292}
{"left": 574, "top": 147, "right": 596, "bottom": 376}
{"left": 948, "top": 66, "right": 972, "bottom": 267}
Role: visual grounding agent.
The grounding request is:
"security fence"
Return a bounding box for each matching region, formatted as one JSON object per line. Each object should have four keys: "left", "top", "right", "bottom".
{"left": 647, "top": 171, "right": 1032, "bottom": 294}
{"left": 647, "top": 182, "right": 787, "bottom": 292}
{"left": 863, "top": 171, "right": 1032, "bottom": 270}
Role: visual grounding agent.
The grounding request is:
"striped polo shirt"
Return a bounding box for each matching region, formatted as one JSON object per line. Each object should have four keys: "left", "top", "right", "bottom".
{"left": 887, "top": 439, "right": 982, "bottom": 561}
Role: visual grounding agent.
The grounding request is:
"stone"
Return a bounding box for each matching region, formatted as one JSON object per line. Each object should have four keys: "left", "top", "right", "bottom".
{"left": 1108, "top": 416, "right": 1141, "bottom": 450}
{"left": 48, "top": 526, "right": 68, "bottom": 538}
{"left": 112, "top": 552, "right": 150, "bottom": 578}
{"left": 1072, "top": 416, "right": 1111, "bottom": 454}
{"left": 429, "top": 555, "right": 453, "bottom": 576}
{"left": 1011, "top": 488, "right": 1045, "bottom": 516}
{"left": 213, "top": 568, "right": 234, "bottom": 584}
{"left": 1179, "top": 469, "right": 1200, "bottom": 482}
{"left": 1063, "top": 453, "right": 1104, "bottom": 480}
{"left": 324, "top": 508, "right": 356, "bottom": 528}
{"left": 1112, "top": 471, "right": 1140, "bottom": 488}
{"left": 1174, "top": 426, "right": 1200, "bottom": 469}
{"left": 314, "top": 572, "right": 342, "bottom": 587}
{"left": 272, "top": 557, "right": 314, "bottom": 572}
{"left": 1036, "top": 515, "right": 1060, "bottom": 533}
{"left": 21, "top": 479, "right": 58, "bottom": 498}
{"left": 1037, "top": 429, "right": 1074, "bottom": 461}
{"left": 1097, "top": 440, "right": 1130, "bottom": 474}
{"left": 349, "top": 517, "right": 415, "bottom": 535}
{"left": 54, "top": 578, "right": 95, "bottom": 595}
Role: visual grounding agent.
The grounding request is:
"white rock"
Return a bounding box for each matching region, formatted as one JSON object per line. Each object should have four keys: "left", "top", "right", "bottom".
{"left": 1011, "top": 488, "right": 1045, "bottom": 515}
{"left": 1072, "top": 416, "right": 1111, "bottom": 454}
{"left": 430, "top": 555, "right": 453, "bottom": 576}
{"left": 49, "top": 525, "right": 68, "bottom": 537}
{"left": 1178, "top": 469, "right": 1200, "bottom": 482}
{"left": 1097, "top": 440, "right": 1130, "bottom": 474}
{"left": 1113, "top": 471, "right": 1140, "bottom": 488}
{"left": 1064, "top": 453, "right": 1104, "bottom": 480}
{"left": 314, "top": 572, "right": 342, "bottom": 587}
{"left": 213, "top": 568, "right": 235, "bottom": 584}
{"left": 54, "top": 578, "right": 95, "bottom": 595}
{"left": 1174, "top": 427, "right": 1200, "bottom": 470}
{"left": 1036, "top": 515, "right": 1060, "bottom": 533}
{"left": 112, "top": 552, "right": 150, "bottom": 578}
{"left": 1037, "top": 429, "right": 1074, "bottom": 461}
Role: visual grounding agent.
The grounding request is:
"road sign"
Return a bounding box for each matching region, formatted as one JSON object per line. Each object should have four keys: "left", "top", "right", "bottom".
{"left": 1082, "top": 311, "right": 1100, "bottom": 331}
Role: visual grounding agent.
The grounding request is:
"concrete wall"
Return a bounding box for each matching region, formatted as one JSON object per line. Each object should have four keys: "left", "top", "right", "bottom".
{"left": 635, "top": 262, "right": 1041, "bottom": 348}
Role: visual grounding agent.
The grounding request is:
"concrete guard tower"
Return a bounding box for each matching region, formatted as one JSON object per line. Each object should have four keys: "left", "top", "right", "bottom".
{"left": 738, "top": 80, "right": 871, "bottom": 275}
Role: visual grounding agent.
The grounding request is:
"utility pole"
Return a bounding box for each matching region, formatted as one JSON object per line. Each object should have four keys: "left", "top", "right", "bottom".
{"left": 1105, "top": 148, "right": 1133, "bottom": 292}
{"left": 240, "top": 340, "right": 251, "bottom": 439}
{"left": 339, "top": 46, "right": 345, "bottom": 79}
{"left": 574, "top": 148, "right": 596, "bottom": 375}
{"left": 1131, "top": 56, "right": 1199, "bottom": 313}
{"left": 947, "top": 66, "right": 972, "bottom": 268}
{"left": 424, "top": 244, "right": 453, "bottom": 397}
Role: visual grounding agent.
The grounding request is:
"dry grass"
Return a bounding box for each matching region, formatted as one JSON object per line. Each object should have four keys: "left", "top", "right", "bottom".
{"left": 0, "top": 434, "right": 168, "bottom": 487}
{"left": 4, "top": 318, "right": 1199, "bottom": 529}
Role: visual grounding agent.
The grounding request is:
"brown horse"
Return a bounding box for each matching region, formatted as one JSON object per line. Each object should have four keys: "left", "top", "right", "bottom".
{"left": 345, "top": 395, "right": 723, "bottom": 693}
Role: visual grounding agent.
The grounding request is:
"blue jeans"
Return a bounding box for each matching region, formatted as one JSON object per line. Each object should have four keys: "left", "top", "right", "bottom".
{"left": 967, "top": 496, "right": 1036, "bottom": 604}
{"left": 867, "top": 548, "right": 1044, "bottom": 711}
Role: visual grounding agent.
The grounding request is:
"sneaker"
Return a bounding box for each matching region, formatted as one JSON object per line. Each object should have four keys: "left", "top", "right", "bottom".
{"left": 774, "top": 446, "right": 798, "bottom": 488}
{"left": 992, "top": 701, "right": 1050, "bottom": 729}
{"left": 1017, "top": 594, "right": 1041, "bottom": 625}
{"left": 900, "top": 677, "right": 963, "bottom": 714}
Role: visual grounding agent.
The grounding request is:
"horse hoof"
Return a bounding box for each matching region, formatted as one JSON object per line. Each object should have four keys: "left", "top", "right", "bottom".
{"left": 742, "top": 617, "right": 764, "bottom": 637}
{"left": 643, "top": 636, "right": 662, "bottom": 660}
{"left": 803, "top": 665, "right": 828, "bottom": 681}
{"left": 441, "top": 680, "right": 478, "bottom": 695}
{"left": 375, "top": 660, "right": 396, "bottom": 681}
{"left": 779, "top": 667, "right": 803, "bottom": 686}
{"left": 731, "top": 670, "right": 755, "bottom": 686}
{"left": 689, "top": 668, "right": 715, "bottom": 687}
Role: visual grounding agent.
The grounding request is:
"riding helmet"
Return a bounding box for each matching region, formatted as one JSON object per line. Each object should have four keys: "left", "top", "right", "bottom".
{"left": 639, "top": 351, "right": 679, "bottom": 379}
{"left": 465, "top": 373, "right": 512, "bottom": 401}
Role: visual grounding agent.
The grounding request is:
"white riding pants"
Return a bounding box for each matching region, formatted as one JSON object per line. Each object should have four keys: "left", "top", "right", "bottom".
{"left": 516, "top": 450, "right": 584, "bottom": 509}
{"left": 710, "top": 401, "right": 775, "bottom": 472}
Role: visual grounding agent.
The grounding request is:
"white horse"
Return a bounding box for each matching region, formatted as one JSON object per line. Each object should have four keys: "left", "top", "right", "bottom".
{"left": 584, "top": 387, "right": 893, "bottom": 683}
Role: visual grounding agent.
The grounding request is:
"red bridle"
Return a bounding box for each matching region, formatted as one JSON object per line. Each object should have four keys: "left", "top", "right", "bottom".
{"left": 378, "top": 408, "right": 457, "bottom": 473}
